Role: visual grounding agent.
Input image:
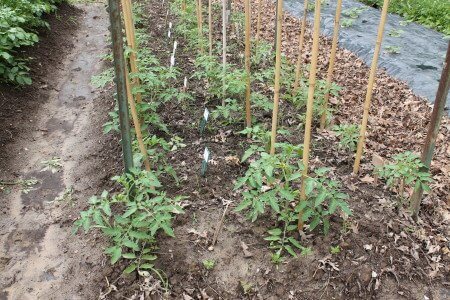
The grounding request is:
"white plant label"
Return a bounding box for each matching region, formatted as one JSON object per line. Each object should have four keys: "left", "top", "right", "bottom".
{"left": 184, "top": 77, "right": 187, "bottom": 88}
{"left": 169, "top": 22, "right": 172, "bottom": 29}
{"left": 203, "top": 108, "right": 209, "bottom": 121}
{"left": 170, "top": 55, "right": 175, "bottom": 67}
{"left": 168, "top": 30, "right": 171, "bottom": 38}
{"left": 172, "top": 41, "right": 178, "bottom": 55}
{"left": 203, "top": 147, "right": 210, "bottom": 162}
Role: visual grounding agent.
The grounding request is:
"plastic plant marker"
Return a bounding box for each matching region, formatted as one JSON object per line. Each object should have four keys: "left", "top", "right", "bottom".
{"left": 319, "top": 0, "right": 343, "bottom": 130}
{"left": 269, "top": 0, "right": 283, "bottom": 155}
{"left": 199, "top": 108, "right": 209, "bottom": 135}
{"left": 353, "top": 0, "right": 390, "bottom": 175}
{"left": 298, "top": 0, "right": 321, "bottom": 231}
{"left": 201, "top": 147, "right": 210, "bottom": 177}
{"left": 244, "top": 0, "right": 252, "bottom": 135}
{"left": 292, "top": 0, "right": 309, "bottom": 95}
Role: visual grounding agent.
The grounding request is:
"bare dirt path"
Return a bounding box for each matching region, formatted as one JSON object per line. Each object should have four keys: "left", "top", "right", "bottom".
{"left": 0, "top": 3, "right": 115, "bottom": 299}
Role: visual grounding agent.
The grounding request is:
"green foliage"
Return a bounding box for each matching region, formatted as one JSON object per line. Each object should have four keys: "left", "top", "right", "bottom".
{"left": 235, "top": 146, "right": 351, "bottom": 261}
{"left": 91, "top": 67, "right": 114, "bottom": 88}
{"left": 375, "top": 151, "right": 432, "bottom": 195}
{"left": 74, "top": 169, "right": 184, "bottom": 275}
{"left": 330, "top": 245, "right": 341, "bottom": 254}
{"left": 385, "top": 45, "right": 401, "bottom": 54}
{"left": 202, "top": 259, "right": 215, "bottom": 270}
{"left": 342, "top": 7, "right": 368, "bottom": 19}
{"left": 359, "top": 0, "right": 450, "bottom": 35}
{"left": 0, "top": 0, "right": 62, "bottom": 84}
{"left": 193, "top": 54, "right": 246, "bottom": 101}
{"left": 211, "top": 98, "right": 243, "bottom": 126}
{"left": 133, "top": 135, "right": 180, "bottom": 183}
{"left": 287, "top": 79, "right": 340, "bottom": 125}
{"left": 340, "top": 6, "right": 367, "bottom": 29}
{"left": 332, "top": 123, "right": 360, "bottom": 152}
{"left": 301, "top": 168, "right": 352, "bottom": 234}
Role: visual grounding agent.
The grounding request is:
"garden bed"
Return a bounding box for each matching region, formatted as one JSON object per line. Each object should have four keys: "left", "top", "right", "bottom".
{"left": 96, "top": 0, "right": 450, "bottom": 299}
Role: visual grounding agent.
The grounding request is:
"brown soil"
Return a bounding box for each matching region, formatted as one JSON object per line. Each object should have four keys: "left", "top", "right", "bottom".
{"left": 0, "top": 0, "right": 448, "bottom": 300}
{"left": 98, "top": 1, "right": 449, "bottom": 299}
{"left": 0, "top": 2, "right": 121, "bottom": 299}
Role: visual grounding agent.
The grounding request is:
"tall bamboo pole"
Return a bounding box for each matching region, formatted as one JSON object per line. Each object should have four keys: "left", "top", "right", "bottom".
{"left": 124, "top": 65, "right": 151, "bottom": 171}
{"left": 108, "top": 0, "right": 133, "bottom": 173}
{"left": 269, "top": 0, "right": 283, "bottom": 155}
{"left": 298, "top": 0, "right": 321, "bottom": 230}
{"left": 353, "top": 0, "right": 390, "bottom": 175}
{"left": 196, "top": 0, "right": 204, "bottom": 53}
{"left": 222, "top": 0, "right": 227, "bottom": 106}
{"left": 121, "top": 0, "right": 142, "bottom": 103}
{"left": 208, "top": 0, "right": 213, "bottom": 56}
{"left": 319, "top": 0, "right": 343, "bottom": 129}
{"left": 273, "top": 0, "right": 279, "bottom": 51}
{"left": 244, "top": 0, "right": 251, "bottom": 133}
{"left": 255, "top": 0, "right": 263, "bottom": 43}
{"left": 410, "top": 42, "right": 450, "bottom": 220}
{"left": 292, "top": 0, "right": 309, "bottom": 95}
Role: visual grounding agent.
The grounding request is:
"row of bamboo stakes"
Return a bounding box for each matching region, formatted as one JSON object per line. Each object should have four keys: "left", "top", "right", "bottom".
{"left": 193, "top": 0, "right": 391, "bottom": 229}
{"left": 117, "top": 0, "right": 447, "bottom": 222}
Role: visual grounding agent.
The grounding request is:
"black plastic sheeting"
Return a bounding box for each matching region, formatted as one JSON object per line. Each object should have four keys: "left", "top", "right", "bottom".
{"left": 284, "top": 0, "right": 449, "bottom": 110}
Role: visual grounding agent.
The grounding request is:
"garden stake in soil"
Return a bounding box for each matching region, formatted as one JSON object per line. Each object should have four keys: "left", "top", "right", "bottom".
{"left": 196, "top": 0, "right": 204, "bottom": 53}
{"left": 108, "top": 0, "right": 133, "bottom": 173}
{"left": 353, "top": 0, "right": 390, "bottom": 175}
{"left": 269, "top": 0, "right": 283, "bottom": 155}
{"left": 121, "top": 0, "right": 142, "bottom": 104}
{"left": 319, "top": 0, "right": 342, "bottom": 130}
{"left": 292, "top": 0, "right": 309, "bottom": 95}
{"left": 124, "top": 64, "right": 151, "bottom": 172}
{"left": 208, "top": 0, "right": 213, "bottom": 56}
{"left": 244, "top": 0, "right": 251, "bottom": 134}
{"left": 222, "top": 0, "right": 227, "bottom": 106}
{"left": 298, "top": 0, "right": 321, "bottom": 231}
{"left": 410, "top": 41, "right": 450, "bottom": 220}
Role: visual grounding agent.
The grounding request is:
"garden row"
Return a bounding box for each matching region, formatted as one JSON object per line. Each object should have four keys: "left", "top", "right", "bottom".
{"left": 0, "top": 0, "right": 64, "bottom": 84}
{"left": 72, "top": 1, "right": 449, "bottom": 297}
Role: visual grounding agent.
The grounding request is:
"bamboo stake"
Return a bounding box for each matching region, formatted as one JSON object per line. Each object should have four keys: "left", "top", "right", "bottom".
{"left": 292, "top": 0, "right": 309, "bottom": 95}
{"left": 255, "top": 0, "right": 263, "bottom": 43}
{"left": 182, "top": 0, "right": 186, "bottom": 12}
{"left": 269, "top": 0, "right": 283, "bottom": 155}
{"left": 198, "top": 0, "right": 204, "bottom": 53}
{"left": 353, "top": 0, "right": 390, "bottom": 175}
{"left": 124, "top": 65, "right": 151, "bottom": 172}
{"left": 121, "top": 0, "right": 142, "bottom": 103}
{"left": 208, "top": 0, "right": 213, "bottom": 56}
{"left": 222, "top": 0, "right": 227, "bottom": 106}
{"left": 410, "top": 41, "right": 450, "bottom": 220}
{"left": 244, "top": 0, "right": 251, "bottom": 134}
{"left": 298, "top": 0, "right": 321, "bottom": 231}
{"left": 319, "top": 0, "right": 343, "bottom": 129}
{"left": 195, "top": 0, "right": 204, "bottom": 53}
